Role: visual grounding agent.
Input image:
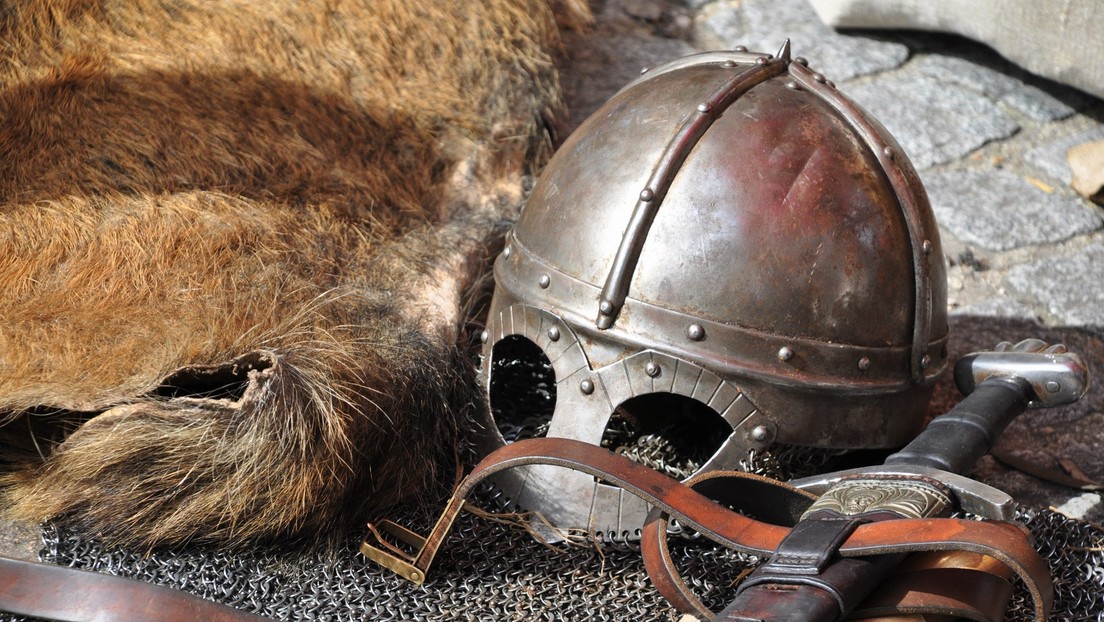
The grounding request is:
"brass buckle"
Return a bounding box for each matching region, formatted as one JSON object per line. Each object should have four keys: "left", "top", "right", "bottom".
{"left": 359, "top": 495, "right": 466, "bottom": 584}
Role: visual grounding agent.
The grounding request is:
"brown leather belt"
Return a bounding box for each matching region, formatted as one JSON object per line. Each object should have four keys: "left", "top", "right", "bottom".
{"left": 0, "top": 555, "right": 270, "bottom": 621}
{"left": 363, "top": 437, "right": 1052, "bottom": 621}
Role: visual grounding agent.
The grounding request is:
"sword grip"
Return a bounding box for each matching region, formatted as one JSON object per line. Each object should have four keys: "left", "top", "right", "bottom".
{"left": 885, "top": 376, "right": 1032, "bottom": 474}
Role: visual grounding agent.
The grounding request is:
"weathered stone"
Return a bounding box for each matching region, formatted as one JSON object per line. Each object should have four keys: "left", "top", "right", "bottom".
{"left": 1025, "top": 128, "right": 1104, "bottom": 186}
{"left": 1007, "top": 241, "right": 1104, "bottom": 326}
{"left": 924, "top": 169, "right": 1102, "bottom": 251}
{"left": 693, "top": 0, "right": 908, "bottom": 81}
{"left": 911, "top": 55, "right": 1076, "bottom": 122}
{"left": 849, "top": 72, "right": 1019, "bottom": 169}
{"left": 949, "top": 296, "right": 1040, "bottom": 321}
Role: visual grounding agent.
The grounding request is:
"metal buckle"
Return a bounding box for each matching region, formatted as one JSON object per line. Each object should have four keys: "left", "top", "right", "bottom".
{"left": 359, "top": 495, "right": 467, "bottom": 584}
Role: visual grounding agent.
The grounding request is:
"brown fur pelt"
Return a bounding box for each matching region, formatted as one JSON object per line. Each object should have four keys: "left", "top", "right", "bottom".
{"left": 0, "top": 0, "right": 589, "bottom": 550}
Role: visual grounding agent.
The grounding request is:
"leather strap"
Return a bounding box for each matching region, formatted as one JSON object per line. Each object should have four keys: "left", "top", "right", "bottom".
{"left": 445, "top": 438, "right": 1053, "bottom": 621}
{"left": 0, "top": 556, "right": 271, "bottom": 622}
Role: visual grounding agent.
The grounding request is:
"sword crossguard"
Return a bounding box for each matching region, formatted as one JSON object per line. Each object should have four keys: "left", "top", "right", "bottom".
{"left": 955, "top": 339, "right": 1090, "bottom": 408}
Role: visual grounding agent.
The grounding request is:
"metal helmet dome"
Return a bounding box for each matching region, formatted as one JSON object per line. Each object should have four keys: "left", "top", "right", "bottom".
{"left": 475, "top": 42, "right": 948, "bottom": 536}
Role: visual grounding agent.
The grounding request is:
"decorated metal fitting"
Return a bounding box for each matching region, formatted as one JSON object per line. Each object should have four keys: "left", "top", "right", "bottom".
{"left": 644, "top": 361, "right": 661, "bottom": 377}
{"left": 687, "top": 324, "right": 706, "bottom": 341}
{"left": 547, "top": 326, "right": 560, "bottom": 342}
{"left": 538, "top": 274, "right": 551, "bottom": 289}
{"left": 778, "top": 346, "right": 795, "bottom": 362}
{"left": 579, "top": 378, "right": 595, "bottom": 395}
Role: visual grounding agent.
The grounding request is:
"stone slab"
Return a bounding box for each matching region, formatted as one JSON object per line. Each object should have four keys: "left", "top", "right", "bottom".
{"left": 911, "top": 55, "right": 1076, "bottom": 122}
{"left": 849, "top": 72, "right": 1019, "bottom": 169}
{"left": 1025, "top": 127, "right": 1104, "bottom": 186}
{"left": 1006, "top": 240, "right": 1104, "bottom": 327}
{"left": 693, "top": 0, "right": 909, "bottom": 82}
{"left": 924, "top": 168, "right": 1103, "bottom": 251}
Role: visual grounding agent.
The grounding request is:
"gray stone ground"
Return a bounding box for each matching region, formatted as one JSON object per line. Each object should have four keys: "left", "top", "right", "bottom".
{"left": 557, "top": 0, "right": 1104, "bottom": 526}
{"left": 3, "top": 0, "right": 1103, "bottom": 598}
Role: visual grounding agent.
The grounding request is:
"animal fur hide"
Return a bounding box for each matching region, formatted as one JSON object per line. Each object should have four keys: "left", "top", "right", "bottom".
{"left": 0, "top": 0, "right": 589, "bottom": 549}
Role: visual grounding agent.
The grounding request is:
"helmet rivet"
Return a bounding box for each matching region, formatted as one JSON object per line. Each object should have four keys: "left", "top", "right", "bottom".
{"left": 480, "top": 330, "right": 489, "bottom": 344}
{"left": 922, "top": 240, "right": 933, "bottom": 255}
{"left": 503, "top": 246, "right": 512, "bottom": 259}
{"left": 750, "top": 425, "right": 772, "bottom": 443}
{"left": 1045, "top": 380, "right": 1061, "bottom": 393}
{"left": 795, "top": 56, "right": 809, "bottom": 66}
{"left": 547, "top": 326, "right": 560, "bottom": 342}
{"left": 640, "top": 66, "right": 650, "bottom": 74}
{"left": 857, "top": 356, "right": 871, "bottom": 371}
{"left": 778, "top": 346, "right": 794, "bottom": 362}
{"left": 599, "top": 299, "right": 615, "bottom": 315}
{"left": 580, "top": 379, "right": 595, "bottom": 395}
{"left": 756, "top": 56, "right": 768, "bottom": 65}
{"left": 722, "top": 59, "right": 738, "bottom": 68}
{"left": 644, "top": 361, "right": 660, "bottom": 377}
{"left": 687, "top": 324, "right": 705, "bottom": 341}
{"left": 786, "top": 80, "right": 801, "bottom": 90}
{"left": 813, "top": 73, "right": 826, "bottom": 83}
{"left": 696, "top": 103, "right": 711, "bottom": 113}
{"left": 538, "top": 274, "right": 550, "bottom": 288}
{"left": 883, "top": 145, "right": 896, "bottom": 159}
{"left": 920, "top": 354, "right": 932, "bottom": 369}
{"left": 734, "top": 45, "right": 748, "bottom": 52}
{"left": 639, "top": 188, "right": 655, "bottom": 202}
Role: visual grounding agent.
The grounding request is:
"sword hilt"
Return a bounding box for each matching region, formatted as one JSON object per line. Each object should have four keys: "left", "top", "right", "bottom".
{"left": 884, "top": 339, "right": 1089, "bottom": 474}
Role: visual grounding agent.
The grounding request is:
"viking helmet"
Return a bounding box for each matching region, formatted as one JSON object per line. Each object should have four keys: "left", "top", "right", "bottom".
{"left": 475, "top": 43, "right": 949, "bottom": 536}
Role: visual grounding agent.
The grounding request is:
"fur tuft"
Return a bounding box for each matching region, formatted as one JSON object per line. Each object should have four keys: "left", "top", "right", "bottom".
{"left": 0, "top": 0, "right": 589, "bottom": 548}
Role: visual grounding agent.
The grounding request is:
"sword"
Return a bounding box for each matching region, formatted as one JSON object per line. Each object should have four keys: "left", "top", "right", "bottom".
{"left": 707, "top": 338, "right": 1089, "bottom": 622}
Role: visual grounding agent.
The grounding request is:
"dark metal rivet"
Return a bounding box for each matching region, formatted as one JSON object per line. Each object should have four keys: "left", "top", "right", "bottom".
{"left": 480, "top": 330, "right": 489, "bottom": 344}
{"left": 756, "top": 56, "right": 768, "bottom": 65}
{"left": 750, "top": 425, "right": 772, "bottom": 443}
{"left": 538, "top": 274, "right": 550, "bottom": 288}
{"left": 795, "top": 56, "right": 809, "bottom": 65}
{"left": 580, "top": 379, "right": 595, "bottom": 395}
{"left": 883, "top": 145, "right": 896, "bottom": 159}
{"left": 599, "top": 299, "right": 615, "bottom": 315}
{"left": 644, "top": 362, "right": 660, "bottom": 378}
{"left": 1046, "top": 381, "right": 1061, "bottom": 393}
{"left": 734, "top": 45, "right": 748, "bottom": 52}
{"left": 858, "top": 356, "right": 871, "bottom": 371}
{"left": 920, "top": 355, "right": 932, "bottom": 369}
{"left": 778, "top": 347, "right": 794, "bottom": 362}
{"left": 813, "top": 73, "right": 826, "bottom": 83}
{"left": 697, "top": 103, "right": 712, "bottom": 113}
{"left": 687, "top": 324, "right": 705, "bottom": 341}
{"left": 786, "top": 80, "right": 801, "bottom": 90}
{"left": 922, "top": 240, "right": 933, "bottom": 255}
{"left": 547, "top": 326, "right": 560, "bottom": 342}
{"left": 639, "top": 188, "right": 655, "bottom": 202}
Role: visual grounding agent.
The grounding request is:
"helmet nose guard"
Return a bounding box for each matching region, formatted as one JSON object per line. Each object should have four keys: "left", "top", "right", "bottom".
{"left": 476, "top": 43, "right": 949, "bottom": 536}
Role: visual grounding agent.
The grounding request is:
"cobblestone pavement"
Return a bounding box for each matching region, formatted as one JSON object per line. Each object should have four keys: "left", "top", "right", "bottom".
{"left": 558, "top": 0, "right": 1104, "bottom": 524}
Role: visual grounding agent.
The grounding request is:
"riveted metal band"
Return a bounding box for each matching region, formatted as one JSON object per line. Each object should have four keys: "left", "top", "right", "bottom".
{"left": 596, "top": 53, "right": 790, "bottom": 329}
{"left": 499, "top": 233, "right": 947, "bottom": 392}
